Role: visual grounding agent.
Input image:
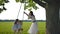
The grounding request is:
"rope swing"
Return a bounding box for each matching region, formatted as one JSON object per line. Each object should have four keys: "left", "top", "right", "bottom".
{"left": 17, "top": 3, "right": 22, "bottom": 19}
{"left": 16, "top": 0, "right": 26, "bottom": 20}
{"left": 14, "top": 0, "right": 26, "bottom": 32}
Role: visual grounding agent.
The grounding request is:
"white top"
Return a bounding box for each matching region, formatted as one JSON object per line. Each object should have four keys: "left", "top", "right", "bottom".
{"left": 24, "top": 12, "right": 36, "bottom": 22}
{"left": 28, "top": 15, "right": 36, "bottom": 22}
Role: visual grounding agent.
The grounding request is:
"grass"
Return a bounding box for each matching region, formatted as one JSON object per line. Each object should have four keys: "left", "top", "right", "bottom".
{"left": 0, "top": 22, "right": 46, "bottom": 34}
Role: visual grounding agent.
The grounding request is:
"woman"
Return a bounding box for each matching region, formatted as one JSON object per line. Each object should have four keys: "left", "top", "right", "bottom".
{"left": 24, "top": 11, "right": 38, "bottom": 34}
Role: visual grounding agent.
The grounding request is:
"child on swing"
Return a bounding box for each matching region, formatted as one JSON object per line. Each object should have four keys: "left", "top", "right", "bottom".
{"left": 18, "top": 20, "right": 23, "bottom": 34}
{"left": 12, "top": 19, "right": 23, "bottom": 34}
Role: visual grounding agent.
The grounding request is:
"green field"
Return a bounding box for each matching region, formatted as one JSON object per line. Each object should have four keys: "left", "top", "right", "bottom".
{"left": 0, "top": 22, "right": 46, "bottom": 34}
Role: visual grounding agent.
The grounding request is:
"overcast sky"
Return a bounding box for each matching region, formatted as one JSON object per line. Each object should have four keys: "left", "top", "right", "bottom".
{"left": 0, "top": 0, "right": 46, "bottom": 20}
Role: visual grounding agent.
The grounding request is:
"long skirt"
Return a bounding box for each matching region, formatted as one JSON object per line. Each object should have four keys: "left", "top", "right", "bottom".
{"left": 28, "top": 22, "right": 38, "bottom": 34}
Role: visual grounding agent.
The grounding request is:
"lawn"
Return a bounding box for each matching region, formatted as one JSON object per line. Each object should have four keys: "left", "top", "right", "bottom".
{"left": 0, "top": 22, "right": 46, "bottom": 34}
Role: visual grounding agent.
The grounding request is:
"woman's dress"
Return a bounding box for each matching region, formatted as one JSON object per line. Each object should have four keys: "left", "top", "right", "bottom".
{"left": 28, "top": 15, "right": 38, "bottom": 34}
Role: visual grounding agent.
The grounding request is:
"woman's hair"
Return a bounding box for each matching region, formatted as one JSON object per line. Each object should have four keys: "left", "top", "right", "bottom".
{"left": 29, "top": 11, "right": 34, "bottom": 16}
{"left": 14, "top": 19, "right": 19, "bottom": 24}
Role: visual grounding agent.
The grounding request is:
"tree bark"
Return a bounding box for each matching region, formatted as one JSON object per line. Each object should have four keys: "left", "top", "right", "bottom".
{"left": 46, "top": 3, "right": 60, "bottom": 34}
{"left": 33, "top": 0, "right": 60, "bottom": 34}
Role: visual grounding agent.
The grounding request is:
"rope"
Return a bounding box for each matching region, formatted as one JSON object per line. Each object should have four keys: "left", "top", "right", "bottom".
{"left": 17, "top": 0, "right": 26, "bottom": 20}
{"left": 22, "top": 3, "right": 26, "bottom": 20}
{"left": 22, "top": 10, "right": 24, "bottom": 20}
{"left": 17, "top": 3, "right": 22, "bottom": 19}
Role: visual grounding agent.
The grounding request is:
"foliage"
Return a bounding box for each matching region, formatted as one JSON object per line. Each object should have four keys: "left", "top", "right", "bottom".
{"left": 0, "top": 0, "right": 9, "bottom": 13}
{"left": 0, "top": 0, "right": 39, "bottom": 13}
{"left": 15, "top": 0, "right": 39, "bottom": 11}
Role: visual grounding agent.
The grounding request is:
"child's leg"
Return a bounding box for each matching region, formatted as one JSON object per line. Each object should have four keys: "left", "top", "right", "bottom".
{"left": 14, "top": 29, "right": 18, "bottom": 34}
{"left": 17, "top": 29, "right": 21, "bottom": 34}
{"left": 17, "top": 29, "right": 20, "bottom": 34}
{"left": 29, "top": 33, "right": 37, "bottom": 34}
{"left": 29, "top": 33, "right": 33, "bottom": 34}
{"left": 20, "top": 30, "right": 22, "bottom": 34}
{"left": 18, "top": 28, "right": 23, "bottom": 34}
{"left": 14, "top": 30, "right": 17, "bottom": 34}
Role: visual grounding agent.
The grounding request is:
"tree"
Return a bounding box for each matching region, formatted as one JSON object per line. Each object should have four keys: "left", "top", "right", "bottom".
{"left": 15, "top": 0, "right": 39, "bottom": 11}
{"left": 0, "top": 0, "right": 39, "bottom": 13}
{"left": 0, "top": 0, "right": 9, "bottom": 13}
{"left": 0, "top": 0, "right": 46, "bottom": 13}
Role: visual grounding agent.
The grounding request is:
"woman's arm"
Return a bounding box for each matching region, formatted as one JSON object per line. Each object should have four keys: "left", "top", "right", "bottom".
{"left": 24, "top": 12, "right": 29, "bottom": 16}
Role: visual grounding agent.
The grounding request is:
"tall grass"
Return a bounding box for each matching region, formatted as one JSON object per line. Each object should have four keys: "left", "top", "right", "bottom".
{"left": 0, "top": 22, "right": 46, "bottom": 34}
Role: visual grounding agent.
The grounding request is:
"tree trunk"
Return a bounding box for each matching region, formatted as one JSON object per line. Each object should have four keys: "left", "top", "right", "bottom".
{"left": 46, "top": 3, "right": 60, "bottom": 34}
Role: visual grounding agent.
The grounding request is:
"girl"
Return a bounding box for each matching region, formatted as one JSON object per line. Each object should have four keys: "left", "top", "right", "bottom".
{"left": 18, "top": 20, "right": 23, "bottom": 34}
{"left": 13, "top": 19, "right": 23, "bottom": 34}
{"left": 24, "top": 11, "right": 38, "bottom": 34}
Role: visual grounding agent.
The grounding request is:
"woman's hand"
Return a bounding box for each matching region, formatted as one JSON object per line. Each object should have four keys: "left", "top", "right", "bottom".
{"left": 24, "top": 12, "right": 29, "bottom": 16}
{"left": 24, "top": 12, "right": 26, "bottom": 14}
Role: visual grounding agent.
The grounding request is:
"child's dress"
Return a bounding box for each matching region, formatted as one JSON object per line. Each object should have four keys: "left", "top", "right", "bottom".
{"left": 28, "top": 15, "right": 38, "bottom": 34}
{"left": 13, "top": 22, "right": 22, "bottom": 31}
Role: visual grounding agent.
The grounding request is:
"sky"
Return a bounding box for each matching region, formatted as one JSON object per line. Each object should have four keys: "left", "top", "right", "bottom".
{"left": 0, "top": 0, "right": 46, "bottom": 20}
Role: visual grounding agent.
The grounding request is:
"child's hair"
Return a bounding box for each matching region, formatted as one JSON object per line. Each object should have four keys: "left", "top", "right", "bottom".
{"left": 14, "top": 19, "right": 19, "bottom": 24}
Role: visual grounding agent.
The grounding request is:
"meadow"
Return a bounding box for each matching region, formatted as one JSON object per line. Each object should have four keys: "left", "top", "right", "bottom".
{"left": 0, "top": 22, "right": 46, "bottom": 34}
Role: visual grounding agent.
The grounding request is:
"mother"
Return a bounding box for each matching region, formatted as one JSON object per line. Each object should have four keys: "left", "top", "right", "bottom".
{"left": 24, "top": 11, "right": 38, "bottom": 34}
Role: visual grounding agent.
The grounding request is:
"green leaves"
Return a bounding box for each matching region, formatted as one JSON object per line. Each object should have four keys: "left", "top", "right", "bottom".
{"left": 0, "top": 0, "right": 4, "bottom": 5}
{"left": 0, "top": 8, "right": 3, "bottom": 13}
{"left": 24, "top": 2, "right": 38, "bottom": 10}
{"left": 0, "top": 0, "right": 9, "bottom": 13}
{"left": 16, "top": 0, "right": 39, "bottom": 11}
{"left": 0, "top": 0, "right": 9, "bottom": 5}
{"left": 15, "top": 0, "right": 25, "bottom": 3}
{"left": 33, "top": 5, "right": 38, "bottom": 10}
{"left": 15, "top": 0, "right": 20, "bottom": 2}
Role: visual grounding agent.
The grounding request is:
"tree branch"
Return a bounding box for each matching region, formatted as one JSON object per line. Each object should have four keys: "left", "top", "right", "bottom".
{"left": 33, "top": 0, "right": 46, "bottom": 8}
